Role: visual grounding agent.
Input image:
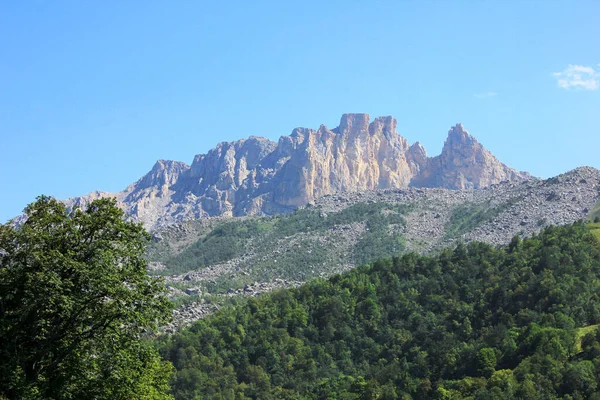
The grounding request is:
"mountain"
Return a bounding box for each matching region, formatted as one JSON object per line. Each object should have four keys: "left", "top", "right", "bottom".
{"left": 147, "top": 167, "right": 600, "bottom": 330}
{"left": 65, "top": 114, "right": 530, "bottom": 230}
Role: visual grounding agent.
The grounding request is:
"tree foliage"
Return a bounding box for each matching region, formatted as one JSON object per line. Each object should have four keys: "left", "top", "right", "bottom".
{"left": 160, "top": 222, "right": 600, "bottom": 399}
{"left": 0, "top": 196, "right": 173, "bottom": 399}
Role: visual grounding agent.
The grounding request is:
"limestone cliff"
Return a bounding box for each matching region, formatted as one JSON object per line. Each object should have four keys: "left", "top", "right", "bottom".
{"left": 65, "top": 114, "right": 531, "bottom": 229}
{"left": 411, "top": 123, "right": 530, "bottom": 189}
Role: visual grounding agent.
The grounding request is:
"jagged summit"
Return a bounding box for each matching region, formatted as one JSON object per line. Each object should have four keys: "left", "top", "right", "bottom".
{"left": 446, "top": 123, "right": 475, "bottom": 144}
{"left": 138, "top": 160, "right": 190, "bottom": 189}
{"left": 64, "top": 114, "right": 532, "bottom": 229}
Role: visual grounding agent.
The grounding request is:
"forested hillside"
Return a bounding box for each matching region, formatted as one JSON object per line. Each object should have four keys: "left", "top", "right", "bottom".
{"left": 147, "top": 168, "right": 600, "bottom": 330}
{"left": 159, "top": 222, "right": 600, "bottom": 399}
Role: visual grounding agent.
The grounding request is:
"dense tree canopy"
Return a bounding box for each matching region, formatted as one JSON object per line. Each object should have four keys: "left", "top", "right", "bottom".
{"left": 160, "top": 222, "right": 600, "bottom": 399}
{"left": 0, "top": 196, "right": 173, "bottom": 399}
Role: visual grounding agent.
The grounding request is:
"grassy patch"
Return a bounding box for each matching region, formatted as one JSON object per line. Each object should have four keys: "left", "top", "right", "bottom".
{"left": 444, "top": 197, "right": 521, "bottom": 239}
{"left": 159, "top": 219, "right": 263, "bottom": 274}
{"left": 587, "top": 222, "right": 600, "bottom": 242}
{"left": 587, "top": 200, "right": 600, "bottom": 223}
{"left": 575, "top": 324, "right": 599, "bottom": 353}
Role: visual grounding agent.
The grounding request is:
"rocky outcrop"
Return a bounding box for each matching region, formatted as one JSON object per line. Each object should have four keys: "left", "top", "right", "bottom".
{"left": 412, "top": 124, "right": 530, "bottom": 189}
{"left": 65, "top": 114, "right": 531, "bottom": 230}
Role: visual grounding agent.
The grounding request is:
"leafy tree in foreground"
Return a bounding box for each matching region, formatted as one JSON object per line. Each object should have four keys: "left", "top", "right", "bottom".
{"left": 0, "top": 196, "right": 173, "bottom": 399}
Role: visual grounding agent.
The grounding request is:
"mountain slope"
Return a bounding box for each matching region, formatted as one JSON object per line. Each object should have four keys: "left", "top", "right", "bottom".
{"left": 159, "top": 222, "right": 600, "bottom": 399}
{"left": 147, "top": 167, "right": 600, "bottom": 329}
{"left": 65, "top": 114, "right": 530, "bottom": 230}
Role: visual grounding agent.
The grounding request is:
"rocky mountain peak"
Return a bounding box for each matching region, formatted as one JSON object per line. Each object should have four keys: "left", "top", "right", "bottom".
{"left": 440, "top": 123, "right": 482, "bottom": 164}
{"left": 63, "top": 114, "right": 532, "bottom": 229}
{"left": 407, "top": 142, "right": 428, "bottom": 168}
{"left": 417, "top": 123, "right": 529, "bottom": 189}
{"left": 369, "top": 116, "right": 397, "bottom": 139}
{"left": 335, "top": 113, "right": 371, "bottom": 135}
{"left": 290, "top": 127, "right": 313, "bottom": 138}
{"left": 138, "top": 160, "right": 190, "bottom": 190}
{"left": 445, "top": 123, "right": 476, "bottom": 146}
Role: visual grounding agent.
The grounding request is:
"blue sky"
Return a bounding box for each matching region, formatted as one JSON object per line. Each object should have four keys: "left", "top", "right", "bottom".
{"left": 1, "top": 1, "right": 599, "bottom": 222}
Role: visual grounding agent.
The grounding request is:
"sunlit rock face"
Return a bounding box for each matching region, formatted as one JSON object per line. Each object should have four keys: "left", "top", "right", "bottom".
{"left": 411, "top": 123, "right": 531, "bottom": 189}
{"left": 65, "top": 114, "right": 531, "bottom": 229}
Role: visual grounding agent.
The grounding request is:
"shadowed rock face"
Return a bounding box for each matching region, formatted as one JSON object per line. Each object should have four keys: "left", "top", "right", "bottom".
{"left": 64, "top": 114, "right": 531, "bottom": 229}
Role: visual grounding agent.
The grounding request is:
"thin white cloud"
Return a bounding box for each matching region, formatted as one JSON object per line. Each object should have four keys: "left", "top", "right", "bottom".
{"left": 552, "top": 64, "right": 599, "bottom": 90}
{"left": 474, "top": 91, "right": 498, "bottom": 99}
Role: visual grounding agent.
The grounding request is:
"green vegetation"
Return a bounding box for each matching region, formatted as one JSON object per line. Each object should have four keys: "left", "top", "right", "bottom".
{"left": 0, "top": 197, "right": 173, "bottom": 399}
{"left": 272, "top": 202, "right": 410, "bottom": 237}
{"left": 444, "top": 198, "right": 521, "bottom": 239}
{"left": 588, "top": 222, "right": 600, "bottom": 242}
{"left": 165, "top": 219, "right": 265, "bottom": 272}
{"left": 160, "top": 222, "right": 600, "bottom": 399}
{"left": 575, "top": 325, "right": 599, "bottom": 353}
{"left": 149, "top": 203, "right": 412, "bottom": 286}
{"left": 145, "top": 220, "right": 220, "bottom": 265}
{"left": 587, "top": 199, "right": 600, "bottom": 223}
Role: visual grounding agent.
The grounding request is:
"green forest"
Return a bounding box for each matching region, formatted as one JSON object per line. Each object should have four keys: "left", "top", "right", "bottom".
{"left": 5, "top": 197, "right": 600, "bottom": 399}
{"left": 159, "top": 222, "right": 600, "bottom": 399}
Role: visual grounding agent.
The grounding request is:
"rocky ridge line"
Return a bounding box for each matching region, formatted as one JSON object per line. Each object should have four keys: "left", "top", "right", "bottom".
{"left": 64, "top": 114, "right": 530, "bottom": 230}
